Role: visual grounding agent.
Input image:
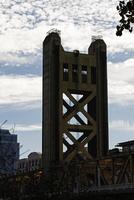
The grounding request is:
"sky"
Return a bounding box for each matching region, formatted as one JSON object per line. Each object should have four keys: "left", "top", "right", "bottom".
{"left": 0, "top": 0, "right": 134, "bottom": 158}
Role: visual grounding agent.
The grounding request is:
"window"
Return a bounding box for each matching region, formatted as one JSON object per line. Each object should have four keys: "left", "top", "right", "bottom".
{"left": 32, "top": 160, "right": 34, "bottom": 166}
{"left": 29, "top": 161, "right": 31, "bottom": 167}
{"left": 22, "top": 162, "right": 25, "bottom": 168}
{"left": 63, "top": 63, "right": 69, "bottom": 81}
{"left": 72, "top": 64, "right": 78, "bottom": 82}
{"left": 19, "top": 163, "right": 21, "bottom": 169}
{"left": 35, "top": 159, "right": 38, "bottom": 165}
{"left": 81, "top": 65, "right": 87, "bottom": 83}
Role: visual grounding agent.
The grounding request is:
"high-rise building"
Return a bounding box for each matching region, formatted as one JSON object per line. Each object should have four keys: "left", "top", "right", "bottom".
{"left": 42, "top": 30, "right": 108, "bottom": 170}
{"left": 0, "top": 129, "right": 19, "bottom": 175}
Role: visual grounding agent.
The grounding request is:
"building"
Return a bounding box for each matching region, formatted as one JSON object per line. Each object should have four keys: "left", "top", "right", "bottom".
{"left": 116, "top": 140, "right": 134, "bottom": 153}
{"left": 42, "top": 30, "right": 108, "bottom": 170}
{"left": 0, "top": 129, "right": 19, "bottom": 175}
{"left": 17, "top": 152, "right": 41, "bottom": 173}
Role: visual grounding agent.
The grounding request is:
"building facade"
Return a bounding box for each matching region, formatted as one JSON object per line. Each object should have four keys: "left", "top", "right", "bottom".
{"left": 42, "top": 30, "right": 108, "bottom": 170}
{"left": 116, "top": 140, "right": 134, "bottom": 153}
{"left": 0, "top": 129, "right": 19, "bottom": 175}
{"left": 17, "top": 152, "right": 41, "bottom": 173}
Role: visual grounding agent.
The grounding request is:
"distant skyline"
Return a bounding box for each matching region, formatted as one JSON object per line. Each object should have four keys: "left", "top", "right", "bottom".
{"left": 0, "top": 0, "right": 134, "bottom": 158}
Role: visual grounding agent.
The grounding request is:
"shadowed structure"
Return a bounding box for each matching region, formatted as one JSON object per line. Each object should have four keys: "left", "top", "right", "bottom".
{"left": 42, "top": 30, "right": 108, "bottom": 170}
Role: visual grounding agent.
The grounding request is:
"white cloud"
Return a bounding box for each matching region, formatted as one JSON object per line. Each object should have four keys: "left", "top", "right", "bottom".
{"left": 105, "top": 33, "right": 134, "bottom": 53}
{"left": 16, "top": 123, "right": 41, "bottom": 132}
{"left": 4, "top": 123, "right": 41, "bottom": 132}
{"left": 0, "top": 0, "right": 130, "bottom": 106}
{"left": 0, "top": 75, "right": 42, "bottom": 105}
{"left": 108, "top": 59, "right": 134, "bottom": 105}
{"left": 110, "top": 120, "right": 134, "bottom": 132}
{"left": 0, "top": 52, "right": 37, "bottom": 65}
{"left": 109, "top": 120, "right": 134, "bottom": 149}
{"left": 0, "top": 0, "right": 133, "bottom": 57}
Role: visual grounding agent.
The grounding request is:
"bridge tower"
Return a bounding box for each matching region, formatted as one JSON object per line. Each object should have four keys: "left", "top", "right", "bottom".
{"left": 42, "top": 30, "right": 108, "bottom": 170}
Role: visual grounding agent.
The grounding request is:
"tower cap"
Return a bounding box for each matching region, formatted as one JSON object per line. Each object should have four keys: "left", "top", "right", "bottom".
{"left": 47, "top": 29, "right": 61, "bottom": 36}
{"left": 92, "top": 35, "right": 103, "bottom": 42}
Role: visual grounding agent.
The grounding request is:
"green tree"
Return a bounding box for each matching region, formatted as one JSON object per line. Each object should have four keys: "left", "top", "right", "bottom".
{"left": 116, "top": 0, "right": 134, "bottom": 36}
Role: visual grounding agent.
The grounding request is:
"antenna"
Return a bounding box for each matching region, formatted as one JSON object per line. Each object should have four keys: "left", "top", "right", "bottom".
{"left": 0, "top": 120, "right": 7, "bottom": 129}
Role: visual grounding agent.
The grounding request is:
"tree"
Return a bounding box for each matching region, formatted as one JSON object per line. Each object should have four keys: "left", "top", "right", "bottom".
{"left": 116, "top": 0, "right": 134, "bottom": 36}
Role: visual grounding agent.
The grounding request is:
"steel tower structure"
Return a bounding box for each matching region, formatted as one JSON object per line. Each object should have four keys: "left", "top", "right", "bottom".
{"left": 42, "top": 30, "right": 108, "bottom": 170}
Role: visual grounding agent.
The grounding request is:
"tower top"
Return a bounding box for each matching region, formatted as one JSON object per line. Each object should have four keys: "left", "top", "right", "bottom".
{"left": 92, "top": 35, "right": 103, "bottom": 42}
{"left": 46, "top": 29, "right": 61, "bottom": 36}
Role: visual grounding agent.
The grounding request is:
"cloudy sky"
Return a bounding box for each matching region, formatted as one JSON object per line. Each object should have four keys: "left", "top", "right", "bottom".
{"left": 0, "top": 0, "right": 134, "bottom": 158}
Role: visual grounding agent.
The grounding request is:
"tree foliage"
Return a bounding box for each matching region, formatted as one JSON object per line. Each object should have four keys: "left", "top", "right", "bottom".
{"left": 116, "top": 0, "right": 134, "bottom": 36}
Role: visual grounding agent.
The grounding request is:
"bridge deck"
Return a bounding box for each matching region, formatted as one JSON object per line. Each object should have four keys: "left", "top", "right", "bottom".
{"left": 88, "top": 183, "right": 134, "bottom": 194}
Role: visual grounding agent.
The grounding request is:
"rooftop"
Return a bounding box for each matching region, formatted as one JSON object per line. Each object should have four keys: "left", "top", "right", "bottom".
{"left": 116, "top": 140, "right": 134, "bottom": 147}
{"left": 0, "top": 129, "right": 10, "bottom": 135}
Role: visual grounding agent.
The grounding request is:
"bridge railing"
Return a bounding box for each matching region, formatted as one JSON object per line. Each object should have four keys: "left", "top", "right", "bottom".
{"left": 87, "top": 183, "right": 134, "bottom": 192}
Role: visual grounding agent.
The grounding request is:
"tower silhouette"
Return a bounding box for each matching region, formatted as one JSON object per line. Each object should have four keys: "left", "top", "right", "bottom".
{"left": 42, "top": 30, "right": 108, "bottom": 170}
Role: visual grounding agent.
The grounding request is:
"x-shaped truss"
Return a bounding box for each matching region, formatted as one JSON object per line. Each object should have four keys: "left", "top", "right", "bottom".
{"left": 62, "top": 89, "right": 97, "bottom": 162}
